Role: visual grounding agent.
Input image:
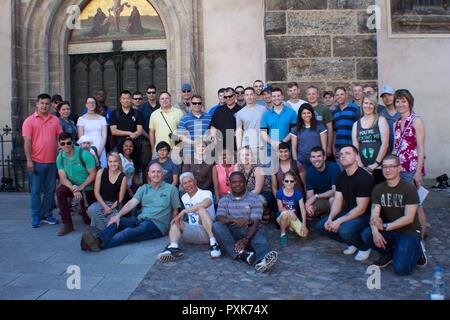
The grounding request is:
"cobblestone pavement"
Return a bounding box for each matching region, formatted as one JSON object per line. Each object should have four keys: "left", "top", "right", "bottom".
{"left": 130, "top": 189, "right": 450, "bottom": 300}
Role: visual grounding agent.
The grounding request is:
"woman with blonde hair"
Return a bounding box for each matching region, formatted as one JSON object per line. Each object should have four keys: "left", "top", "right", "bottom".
{"left": 352, "top": 94, "right": 389, "bottom": 184}
{"left": 87, "top": 152, "right": 127, "bottom": 230}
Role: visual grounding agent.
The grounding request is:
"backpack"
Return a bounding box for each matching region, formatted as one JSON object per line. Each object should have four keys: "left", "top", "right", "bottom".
{"left": 60, "top": 147, "right": 98, "bottom": 171}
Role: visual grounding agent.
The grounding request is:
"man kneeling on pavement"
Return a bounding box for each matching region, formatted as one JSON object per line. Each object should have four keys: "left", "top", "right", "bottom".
{"left": 361, "top": 155, "right": 427, "bottom": 275}
{"left": 80, "top": 163, "right": 180, "bottom": 251}
{"left": 212, "top": 171, "right": 278, "bottom": 273}
{"left": 157, "top": 172, "right": 221, "bottom": 262}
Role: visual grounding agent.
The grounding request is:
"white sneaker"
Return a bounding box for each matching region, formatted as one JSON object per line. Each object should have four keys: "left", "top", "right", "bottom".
{"left": 354, "top": 249, "right": 372, "bottom": 261}
{"left": 255, "top": 251, "right": 278, "bottom": 273}
{"left": 210, "top": 243, "right": 221, "bottom": 259}
{"left": 343, "top": 245, "right": 357, "bottom": 255}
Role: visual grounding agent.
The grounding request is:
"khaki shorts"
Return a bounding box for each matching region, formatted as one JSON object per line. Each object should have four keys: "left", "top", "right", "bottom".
{"left": 181, "top": 222, "right": 209, "bottom": 244}
{"left": 276, "top": 212, "right": 306, "bottom": 237}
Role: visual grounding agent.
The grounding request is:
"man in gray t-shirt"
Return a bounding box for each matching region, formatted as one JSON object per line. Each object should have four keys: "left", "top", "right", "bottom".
{"left": 236, "top": 87, "right": 267, "bottom": 150}
{"left": 212, "top": 172, "right": 278, "bottom": 273}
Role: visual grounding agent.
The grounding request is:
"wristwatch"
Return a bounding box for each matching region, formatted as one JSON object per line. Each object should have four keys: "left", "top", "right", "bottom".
{"left": 382, "top": 223, "right": 389, "bottom": 231}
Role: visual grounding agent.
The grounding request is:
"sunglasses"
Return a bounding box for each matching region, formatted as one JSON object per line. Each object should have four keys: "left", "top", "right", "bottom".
{"left": 133, "top": 97, "right": 143, "bottom": 100}
{"left": 191, "top": 102, "right": 202, "bottom": 106}
{"left": 60, "top": 141, "right": 73, "bottom": 146}
{"left": 183, "top": 90, "right": 191, "bottom": 93}
{"left": 284, "top": 180, "right": 295, "bottom": 183}
{"left": 236, "top": 91, "right": 244, "bottom": 95}
{"left": 147, "top": 91, "right": 156, "bottom": 94}
{"left": 224, "top": 95, "right": 235, "bottom": 99}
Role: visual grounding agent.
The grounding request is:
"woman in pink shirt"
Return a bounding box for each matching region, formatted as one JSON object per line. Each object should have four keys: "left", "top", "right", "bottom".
{"left": 212, "top": 149, "right": 235, "bottom": 204}
{"left": 392, "top": 89, "right": 427, "bottom": 238}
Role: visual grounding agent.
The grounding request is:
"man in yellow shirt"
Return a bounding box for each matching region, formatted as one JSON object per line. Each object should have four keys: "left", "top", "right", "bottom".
{"left": 149, "top": 91, "right": 184, "bottom": 152}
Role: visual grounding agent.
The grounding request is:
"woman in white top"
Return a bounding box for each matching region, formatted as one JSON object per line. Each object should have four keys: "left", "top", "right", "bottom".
{"left": 77, "top": 97, "right": 108, "bottom": 168}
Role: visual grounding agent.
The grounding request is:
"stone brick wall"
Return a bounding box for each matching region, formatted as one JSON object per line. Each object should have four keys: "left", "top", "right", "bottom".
{"left": 265, "top": 0, "right": 378, "bottom": 98}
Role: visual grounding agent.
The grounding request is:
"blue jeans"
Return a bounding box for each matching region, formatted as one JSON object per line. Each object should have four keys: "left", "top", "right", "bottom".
{"left": 28, "top": 162, "right": 57, "bottom": 220}
{"left": 316, "top": 211, "right": 371, "bottom": 251}
{"left": 212, "top": 221, "right": 272, "bottom": 262}
{"left": 97, "top": 217, "right": 163, "bottom": 250}
{"left": 361, "top": 227, "right": 422, "bottom": 275}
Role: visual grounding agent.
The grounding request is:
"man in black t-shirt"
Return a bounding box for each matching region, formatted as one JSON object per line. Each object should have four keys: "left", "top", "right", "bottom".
{"left": 210, "top": 87, "right": 242, "bottom": 152}
{"left": 110, "top": 90, "right": 144, "bottom": 171}
{"left": 316, "top": 145, "right": 374, "bottom": 261}
{"left": 361, "top": 155, "right": 427, "bottom": 275}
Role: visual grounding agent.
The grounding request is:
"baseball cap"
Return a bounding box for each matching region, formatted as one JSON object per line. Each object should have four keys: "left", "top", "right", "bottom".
{"left": 181, "top": 83, "right": 192, "bottom": 92}
{"left": 262, "top": 84, "right": 273, "bottom": 94}
{"left": 379, "top": 85, "right": 395, "bottom": 96}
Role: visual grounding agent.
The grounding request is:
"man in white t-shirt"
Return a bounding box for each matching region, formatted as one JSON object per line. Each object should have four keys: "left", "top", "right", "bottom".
{"left": 157, "top": 172, "right": 221, "bottom": 262}
{"left": 285, "top": 81, "right": 308, "bottom": 114}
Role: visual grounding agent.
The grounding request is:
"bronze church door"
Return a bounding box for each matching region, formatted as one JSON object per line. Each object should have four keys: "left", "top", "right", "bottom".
{"left": 70, "top": 50, "right": 167, "bottom": 113}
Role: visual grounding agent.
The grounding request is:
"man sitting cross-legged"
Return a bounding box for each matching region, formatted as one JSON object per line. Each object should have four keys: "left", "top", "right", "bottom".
{"left": 158, "top": 172, "right": 221, "bottom": 262}
{"left": 212, "top": 172, "right": 278, "bottom": 273}
{"left": 80, "top": 162, "right": 181, "bottom": 251}
{"left": 361, "top": 155, "right": 427, "bottom": 275}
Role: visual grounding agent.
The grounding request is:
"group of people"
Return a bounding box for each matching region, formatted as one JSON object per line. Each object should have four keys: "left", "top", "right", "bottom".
{"left": 22, "top": 80, "right": 427, "bottom": 275}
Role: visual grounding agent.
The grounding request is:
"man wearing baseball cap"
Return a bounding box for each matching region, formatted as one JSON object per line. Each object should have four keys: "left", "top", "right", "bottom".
{"left": 175, "top": 83, "right": 193, "bottom": 114}
{"left": 379, "top": 85, "right": 400, "bottom": 153}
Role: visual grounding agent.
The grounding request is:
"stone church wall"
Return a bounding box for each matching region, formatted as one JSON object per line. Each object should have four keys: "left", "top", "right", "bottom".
{"left": 265, "top": 0, "right": 378, "bottom": 97}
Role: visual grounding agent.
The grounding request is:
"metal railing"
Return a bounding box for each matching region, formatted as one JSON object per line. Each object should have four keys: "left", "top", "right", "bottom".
{"left": 0, "top": 125, "right": 27, "bottom": 192}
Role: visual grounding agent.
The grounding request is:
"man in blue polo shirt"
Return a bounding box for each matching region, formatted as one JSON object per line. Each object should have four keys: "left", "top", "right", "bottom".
{"left": 177, "top": 94, "right": 212, "bottom": 157}
{"left": 332, "top": 87, "right": 360, "bottom": 166}
{"left": 261, "top": 87, "right": 297, "bottom": 157}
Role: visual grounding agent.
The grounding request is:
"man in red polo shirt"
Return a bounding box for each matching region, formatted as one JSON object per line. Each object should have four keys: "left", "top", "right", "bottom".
{"left": 22, "top": 93, "right": 62, "bottom": 228}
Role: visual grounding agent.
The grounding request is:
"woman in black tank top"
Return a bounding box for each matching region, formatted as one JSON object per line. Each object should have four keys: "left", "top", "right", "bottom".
{"left": 87, "top": 152, "right": 127, "bottom": 230}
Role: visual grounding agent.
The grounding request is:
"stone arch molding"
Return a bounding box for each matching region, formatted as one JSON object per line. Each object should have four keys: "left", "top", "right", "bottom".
{"left": 20, "top": 0, "right": 194, "bottom": 112}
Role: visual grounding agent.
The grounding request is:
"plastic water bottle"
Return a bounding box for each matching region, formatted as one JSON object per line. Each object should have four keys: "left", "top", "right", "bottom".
{"left": 430, "top": 266, "right": 445, "bottom": 300}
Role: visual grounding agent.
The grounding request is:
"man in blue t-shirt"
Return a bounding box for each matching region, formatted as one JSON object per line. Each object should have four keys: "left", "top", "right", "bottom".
{"left": 305, "top": 146, "right": 341, "bottom": 218}
{"left": 260, "top": 87, "right": 297, "bottom": 156}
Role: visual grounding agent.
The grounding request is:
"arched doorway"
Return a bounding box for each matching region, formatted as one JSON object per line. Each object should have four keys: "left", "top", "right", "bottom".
{"left": 68, "top": 0, "right": 167, "bottom": 112}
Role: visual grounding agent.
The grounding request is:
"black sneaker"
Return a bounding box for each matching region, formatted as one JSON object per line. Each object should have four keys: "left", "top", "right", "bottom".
{"left": 158, "top": 246, "right": 184, "bottom": 263}
{"left": 417, "top": 241, "right": 428, "bottom": 268}
{"left": 373, "top": 255, "right": 393, "bottom": 268}
{"left": 239, "top": 250, "right": 255, "bottom": 266}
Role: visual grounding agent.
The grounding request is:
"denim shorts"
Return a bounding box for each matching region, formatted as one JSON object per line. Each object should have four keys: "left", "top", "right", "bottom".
{"left": 400, "top": 171, "right": 415, "bottom": 184}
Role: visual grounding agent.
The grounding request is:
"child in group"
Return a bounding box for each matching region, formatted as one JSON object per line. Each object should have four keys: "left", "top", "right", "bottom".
{"left": 77, "top": 135, "right": 100, "bottom": 168}
{"left": 275, "top": 171, "right": 308, "bottom": 247}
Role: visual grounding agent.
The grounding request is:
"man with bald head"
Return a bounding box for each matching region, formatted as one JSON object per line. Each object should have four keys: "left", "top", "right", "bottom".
{"left": 80, "top": 162, "right": 181, "bottom": 251}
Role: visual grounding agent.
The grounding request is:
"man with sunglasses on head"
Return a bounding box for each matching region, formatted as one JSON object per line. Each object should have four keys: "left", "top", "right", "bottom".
{"left": 210, "top": 87, "right": 243, "bottom": 152}
{"left": 56, "top": 132, "right": 97, "bottom": 236}
{"left": 175, "top": 83, "right": 193, "bottom": 114}
{"left": 23, "top": 93, "right": 63, "bottom": 228}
